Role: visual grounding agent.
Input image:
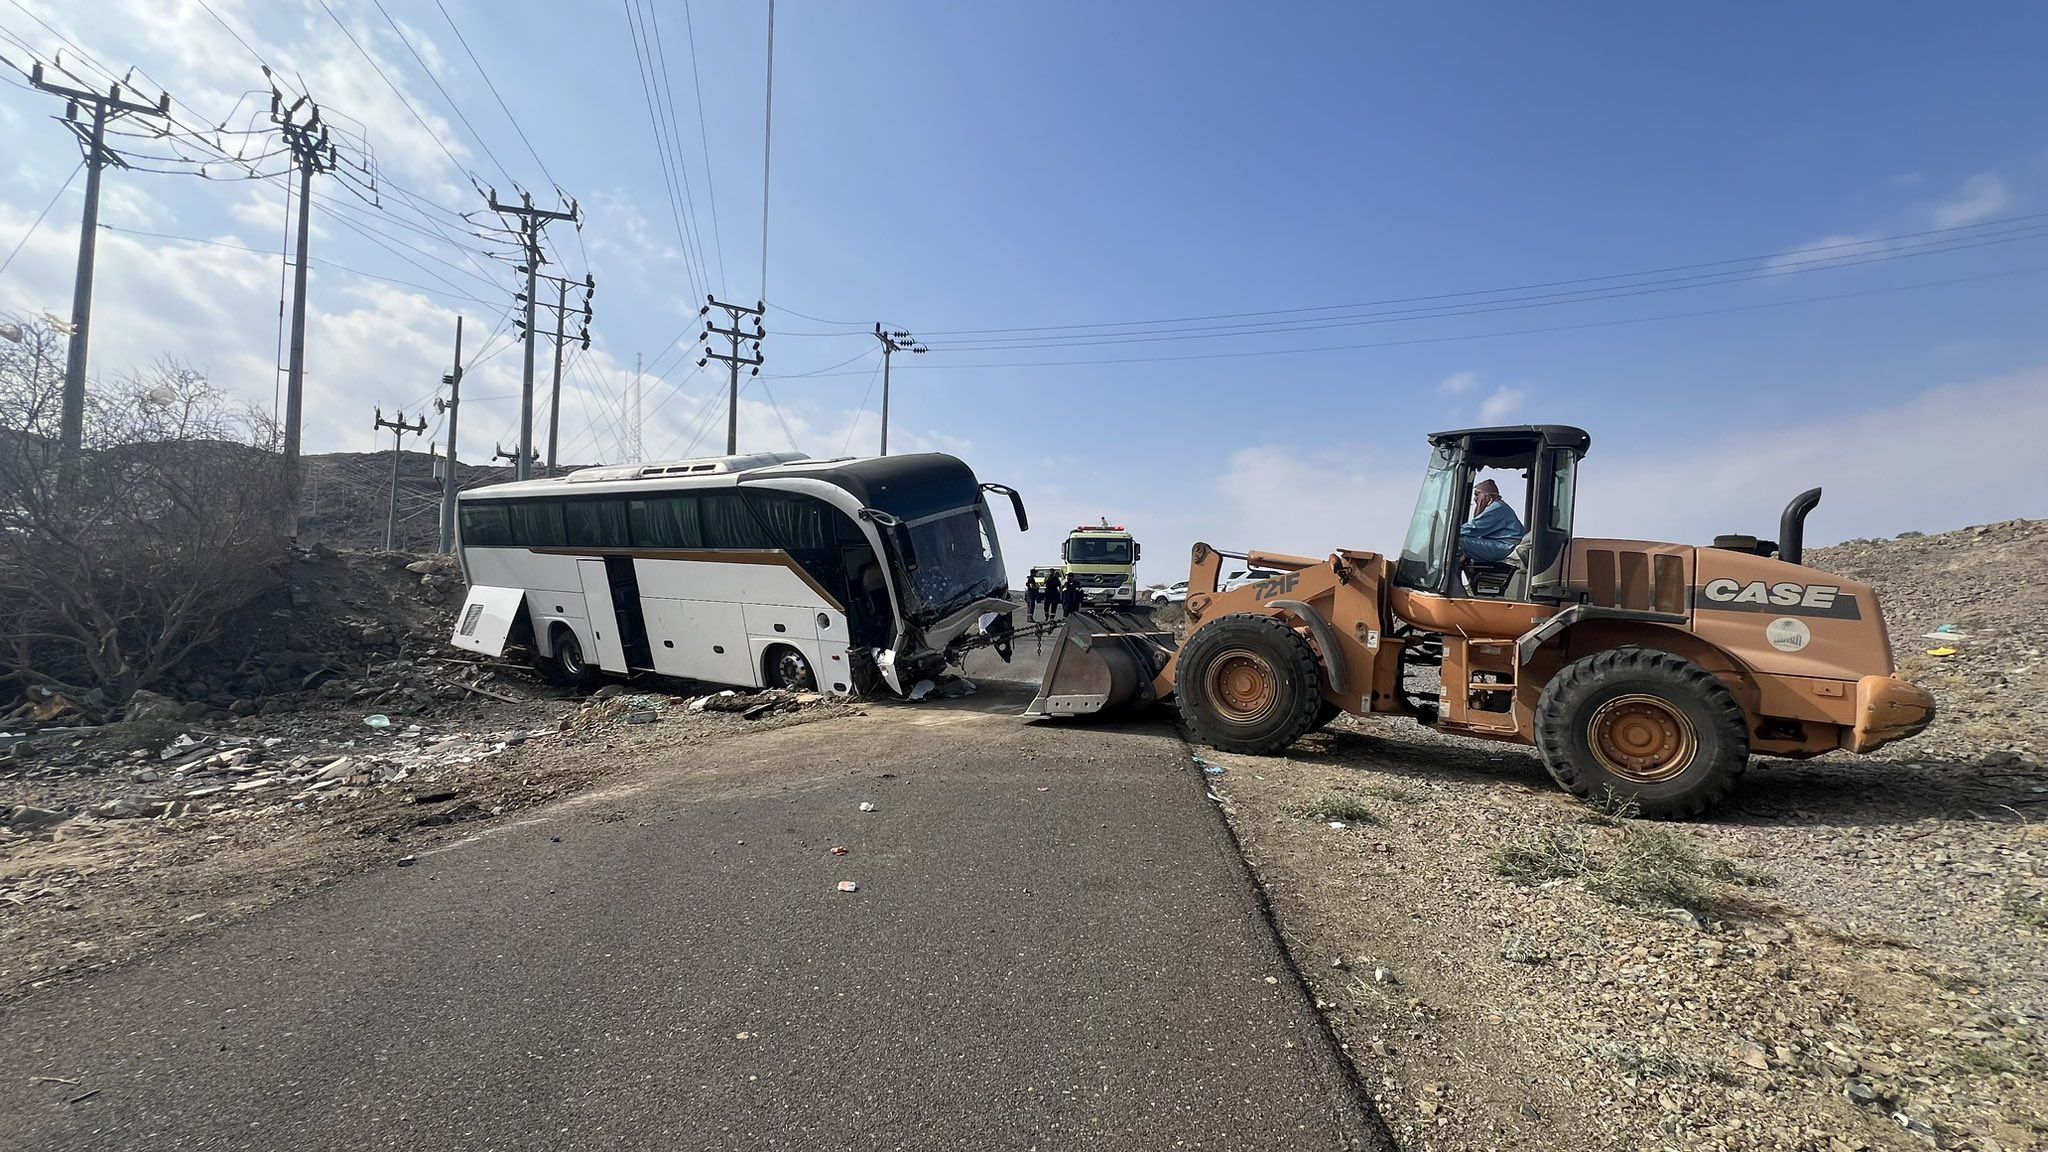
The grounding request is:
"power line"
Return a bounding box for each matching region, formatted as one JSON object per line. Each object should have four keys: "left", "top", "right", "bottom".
{"left": 433, "top": 0, "right": 557, "bottom": 188}
{"left": 758, "top": 0, "right": 775, "bottom": 299}
{"left": 843, "top": 354, "right": 884, "bottom": 454}
{"left": 914, "top": 210, "right": 2048, "bottom": 341}
{"left": 0, "top": 159, "right": 81, "bottom": 279}
{"left": 884, "top": 262, "right": 2048, "bottom": 372}
{"left": 645, "top": 0, "right": 719, "bottom": 296}
{"left": 678, "top": 0, "right": 728, "bottom": 293}
{"left": 311, "top": 0, "right": 476, "bottom": 182}
{"left": 622, "top": 0, "right": 709, "bottom": 302}
{"left": 922, "top": 223, "right": 2048, "bottom": 353}
{"left": 96, "top": 223, "right": 500, "bottom": 306}
{"left": 368, "top": 0, "right": 516, "bottom": 187}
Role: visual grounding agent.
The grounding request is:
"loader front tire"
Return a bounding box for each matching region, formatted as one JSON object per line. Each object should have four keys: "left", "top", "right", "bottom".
{"left": 1177, "top": 614, "right": 1324, "bottom": 755}
{"left": 1535, "top": 647, "right": 1748, "bottom": 819}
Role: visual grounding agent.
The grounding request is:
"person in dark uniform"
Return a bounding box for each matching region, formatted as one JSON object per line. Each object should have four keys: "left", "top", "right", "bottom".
{"left": 1024, "top": 573, "right": 1041, "bottom": 621}
{"left": 1061, "top": 577, "right": 1084, "bottom": 618}
{"left": 1042, "top": 570, "right": 1063, "bottom": 621}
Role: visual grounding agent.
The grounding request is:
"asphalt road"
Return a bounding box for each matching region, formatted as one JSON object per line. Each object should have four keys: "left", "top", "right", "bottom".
{"left": 1, "top": 656, "right": 1385, "bottom": 1151}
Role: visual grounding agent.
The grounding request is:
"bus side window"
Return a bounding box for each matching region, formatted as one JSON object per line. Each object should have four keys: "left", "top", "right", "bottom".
{"left": 510, "top": 500, "right": 565, "bottom": 546}
{"left": 744, "top": 492, "right": 828, "bottom": 551}
{"left": 459, "top": 502, "right": 512, "bottom": 546}
{"left": 630, "top": 496, "right": 702, "bottom": 548}
{"left": 700, "top": 492, "right": 769, "bottom": 549}
{"left": 565, "top": 499, "right": 630, "bottom": 548}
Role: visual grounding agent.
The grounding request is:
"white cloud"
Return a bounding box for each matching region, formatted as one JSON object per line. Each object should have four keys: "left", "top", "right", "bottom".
{"left": 998, "top": 368, "right": 2048, "bottom": 588}
{"left": 1580, "top": 366, "right": 2048, "bottom": 548}
{"left": 1437, "top": 370, "right": 1478, "bottom": 395}
{"left": 1930, "top": 172, "right": 2011, "bottom": 229}
{"left": 1477, "top": 384, "right": 1525, "bottom": 423}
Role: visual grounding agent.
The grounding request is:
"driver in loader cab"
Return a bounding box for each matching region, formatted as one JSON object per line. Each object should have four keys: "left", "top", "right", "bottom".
{"left": 1459, "top": 477, "right": 1525, "bottom": 563}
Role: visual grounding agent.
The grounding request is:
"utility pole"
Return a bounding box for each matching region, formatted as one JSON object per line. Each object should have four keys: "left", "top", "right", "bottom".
{"left": 272, "top": 86, "right": 339, "bottom": 535}
{"left": 493, "top": 189, "right": 579, "bottom": 481}
{"left": 630, "top": 352, "right": 644, "bottom": 463}
{"left": 872, "top": 325, "right": 927, "bottom": 456}
{"left": 549, "top": 277, "right": 566, "bottom": 473}
{"left": 374, "top": 407, "right": 428, "bottom": 551}
{"left": 434, "top": 317, "right": 463, "bottom": 553}
{"left": 522, "top": 271, "right": 592, "bottom": 472}
{"left": 27, "top": 62, "right": 171, "bottom": 490}
{"left": 698, "top": 296, "right": 765, "bottom": 455}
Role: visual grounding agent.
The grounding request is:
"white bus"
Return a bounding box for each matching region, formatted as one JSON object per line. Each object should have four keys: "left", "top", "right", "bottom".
{"left": 448, "top": 451, "right": 1028, "bottom": 697}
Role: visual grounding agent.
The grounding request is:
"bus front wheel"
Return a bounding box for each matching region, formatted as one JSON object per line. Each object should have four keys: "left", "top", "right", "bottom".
{"left": 544, "top": 626, "right": 601, "bottom": 691}
{"left": 765, "top": 645, "right": 818, "bottom": 692}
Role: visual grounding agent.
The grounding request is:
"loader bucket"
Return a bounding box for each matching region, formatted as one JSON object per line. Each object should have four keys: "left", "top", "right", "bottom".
{"left": 1023, "top": 607, "right": 1178, "bottom": 718}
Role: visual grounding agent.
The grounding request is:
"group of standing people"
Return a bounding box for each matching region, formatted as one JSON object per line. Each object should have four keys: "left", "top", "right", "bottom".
{"left": 1026, "top": 570, "right": 1084, "bottom": 622}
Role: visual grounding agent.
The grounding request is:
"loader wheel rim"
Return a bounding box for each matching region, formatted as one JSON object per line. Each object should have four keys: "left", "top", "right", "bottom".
{"left": 1588, "top": 694, "right": 1697, "bottom": 782}
{"left": 1206, "top": 648, "right": 1279, "bottom": 724}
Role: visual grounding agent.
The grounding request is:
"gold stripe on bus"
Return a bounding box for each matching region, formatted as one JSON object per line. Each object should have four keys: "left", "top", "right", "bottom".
{"left": 525, "top": 546, "right": 846, "bottom": 613}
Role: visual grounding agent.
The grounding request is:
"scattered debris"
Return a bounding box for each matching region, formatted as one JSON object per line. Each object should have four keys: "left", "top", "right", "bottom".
{"left": 906, "top": 680, "right": 936, "bottom": 702}
{"left": 858, "top": 802, "right": 877, "bottom": 812}
{"left": 829, "top": 846, "right": 849, "bottom": 856}
{"left": 363, "top": 714, "right": 391, "bottom": 729}
{"left": 835, "top": 880, "right": 859, "bottom": 893}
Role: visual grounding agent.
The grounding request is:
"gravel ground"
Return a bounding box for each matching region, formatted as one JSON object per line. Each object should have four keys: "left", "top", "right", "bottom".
{"left": 1199, "top": 519, "right": 2047, "bottom": 1152}
{"left": 1, "top": 679, "right": 852, "bottom": 1001}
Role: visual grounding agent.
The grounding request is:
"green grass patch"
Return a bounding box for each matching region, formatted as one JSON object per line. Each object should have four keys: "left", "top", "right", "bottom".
{"left": 2004, "top": 888, "right": 2048, "bottom": 929}
{"left": 1493, "top": 820, "right": 1755, "bottom": 920}
{"left": 1286, "top": 794, "right": 1379, "bottom": 824}
{"left": 1360, "top": 784, "right": 1427, "bottom": 805}
{"left": 1952, "top": 1047, "right": 2033, "bottom": 1077}
{"left": 1490, "top": 828, "right": 1593, "bottom": 884}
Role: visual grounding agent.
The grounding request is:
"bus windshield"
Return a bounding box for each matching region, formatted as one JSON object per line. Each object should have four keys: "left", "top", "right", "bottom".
{"left": 897, "top": 501, "right": 1006, "bottom": 621}
{"left": 1066, "top": 536, "right": 1132, "bottom": 565}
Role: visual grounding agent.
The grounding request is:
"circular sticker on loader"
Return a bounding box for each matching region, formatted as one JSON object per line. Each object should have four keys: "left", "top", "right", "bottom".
{"left": 1765, "top": 617, "right": 1811, "bottom": 652}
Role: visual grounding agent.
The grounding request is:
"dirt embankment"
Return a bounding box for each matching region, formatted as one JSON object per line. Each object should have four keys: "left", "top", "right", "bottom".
{"left": 0, "top": 548, "right": 851, "bottom": 1001}
{"left": 1207, "top": 519, "right": 2047, "bottom": 1152}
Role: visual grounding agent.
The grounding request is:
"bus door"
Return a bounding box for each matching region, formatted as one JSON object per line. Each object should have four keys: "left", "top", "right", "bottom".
{"left": 576, "top": 559, "right": 630, "bottom": 671}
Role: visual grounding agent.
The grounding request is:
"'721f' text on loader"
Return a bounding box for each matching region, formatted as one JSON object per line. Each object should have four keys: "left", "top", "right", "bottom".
{"left": 1025, "top": 424, "right": 1935, "bottom": 818}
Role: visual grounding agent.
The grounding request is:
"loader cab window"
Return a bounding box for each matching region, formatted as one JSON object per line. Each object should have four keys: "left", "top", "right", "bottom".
{"left": 1395, "top": 446, "right": 1460, "bottom": 591}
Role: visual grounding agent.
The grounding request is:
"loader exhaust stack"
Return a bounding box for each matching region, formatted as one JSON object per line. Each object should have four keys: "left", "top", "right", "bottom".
{"left": 1023, "top": 607, "right": 1178, "bottom": 718}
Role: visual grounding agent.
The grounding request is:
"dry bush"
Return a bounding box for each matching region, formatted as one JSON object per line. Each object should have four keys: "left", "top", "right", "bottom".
{"left": 0, "top": 322, "right": 286, "bottom": 703}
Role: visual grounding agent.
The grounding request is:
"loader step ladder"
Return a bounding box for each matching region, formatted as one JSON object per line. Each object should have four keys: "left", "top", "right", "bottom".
{"left": 1444, "top": 637, "right": 1519, "bottom": 734}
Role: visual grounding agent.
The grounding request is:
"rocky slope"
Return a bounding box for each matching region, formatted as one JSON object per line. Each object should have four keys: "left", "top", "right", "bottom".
{"left": 1208, "top": 519, "right": 2047, "bottom": 1152}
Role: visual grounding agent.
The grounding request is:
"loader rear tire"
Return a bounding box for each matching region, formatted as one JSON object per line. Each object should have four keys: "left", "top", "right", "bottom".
{"left": 1177, "top": 614, "right": 1324, "bottom": 755}
{"left": 1535, "top": 647, "right": 1748, "bottom": 820}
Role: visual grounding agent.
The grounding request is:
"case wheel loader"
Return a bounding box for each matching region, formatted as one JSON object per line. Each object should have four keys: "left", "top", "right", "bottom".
{"left": 1025, "top": 424, "right": 1935, "bottom": 819}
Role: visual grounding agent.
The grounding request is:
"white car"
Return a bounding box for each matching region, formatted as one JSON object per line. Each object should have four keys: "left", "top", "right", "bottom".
{"left": 1220, "top": 567, "right": 1284, "bottom": 592}
{"left": 1149, "top": 581, "right": 1189, "bottom": 605}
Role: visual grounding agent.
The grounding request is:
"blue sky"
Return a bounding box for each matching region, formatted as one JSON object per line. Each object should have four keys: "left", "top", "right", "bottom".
{"left": 2, "top": 1, "right": 2044, "bottom": 583}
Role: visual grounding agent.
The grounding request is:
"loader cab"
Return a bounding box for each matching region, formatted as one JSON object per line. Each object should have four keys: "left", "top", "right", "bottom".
{"left": 1394, "top": 424, "right": 1590, "bottom": 602}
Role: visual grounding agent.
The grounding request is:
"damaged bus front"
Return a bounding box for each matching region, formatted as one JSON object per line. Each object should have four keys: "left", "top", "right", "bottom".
{"left": 449, "top": 451, "right": 1027, "bottom": 699}
{"left": 762, "top": 454, "right": 1028, "bottom": 693}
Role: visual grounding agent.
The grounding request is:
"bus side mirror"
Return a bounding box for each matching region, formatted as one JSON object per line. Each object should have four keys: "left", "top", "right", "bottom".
{"left": 1134, "top": 542, "right": 1142, "bottom": 561}
{"left": 859, "top": 507, "right": 916, "bottom": 569}
{"left": 981, "top": 482, "right": 1027, "bottom": 532}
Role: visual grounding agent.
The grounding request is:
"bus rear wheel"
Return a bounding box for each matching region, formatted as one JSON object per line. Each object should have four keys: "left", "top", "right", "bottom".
{"left": 765, "top": 645, "right": 817, "bottom": 692}
{"left": 544, "top": 626, "right": 601, "bottom": 691}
